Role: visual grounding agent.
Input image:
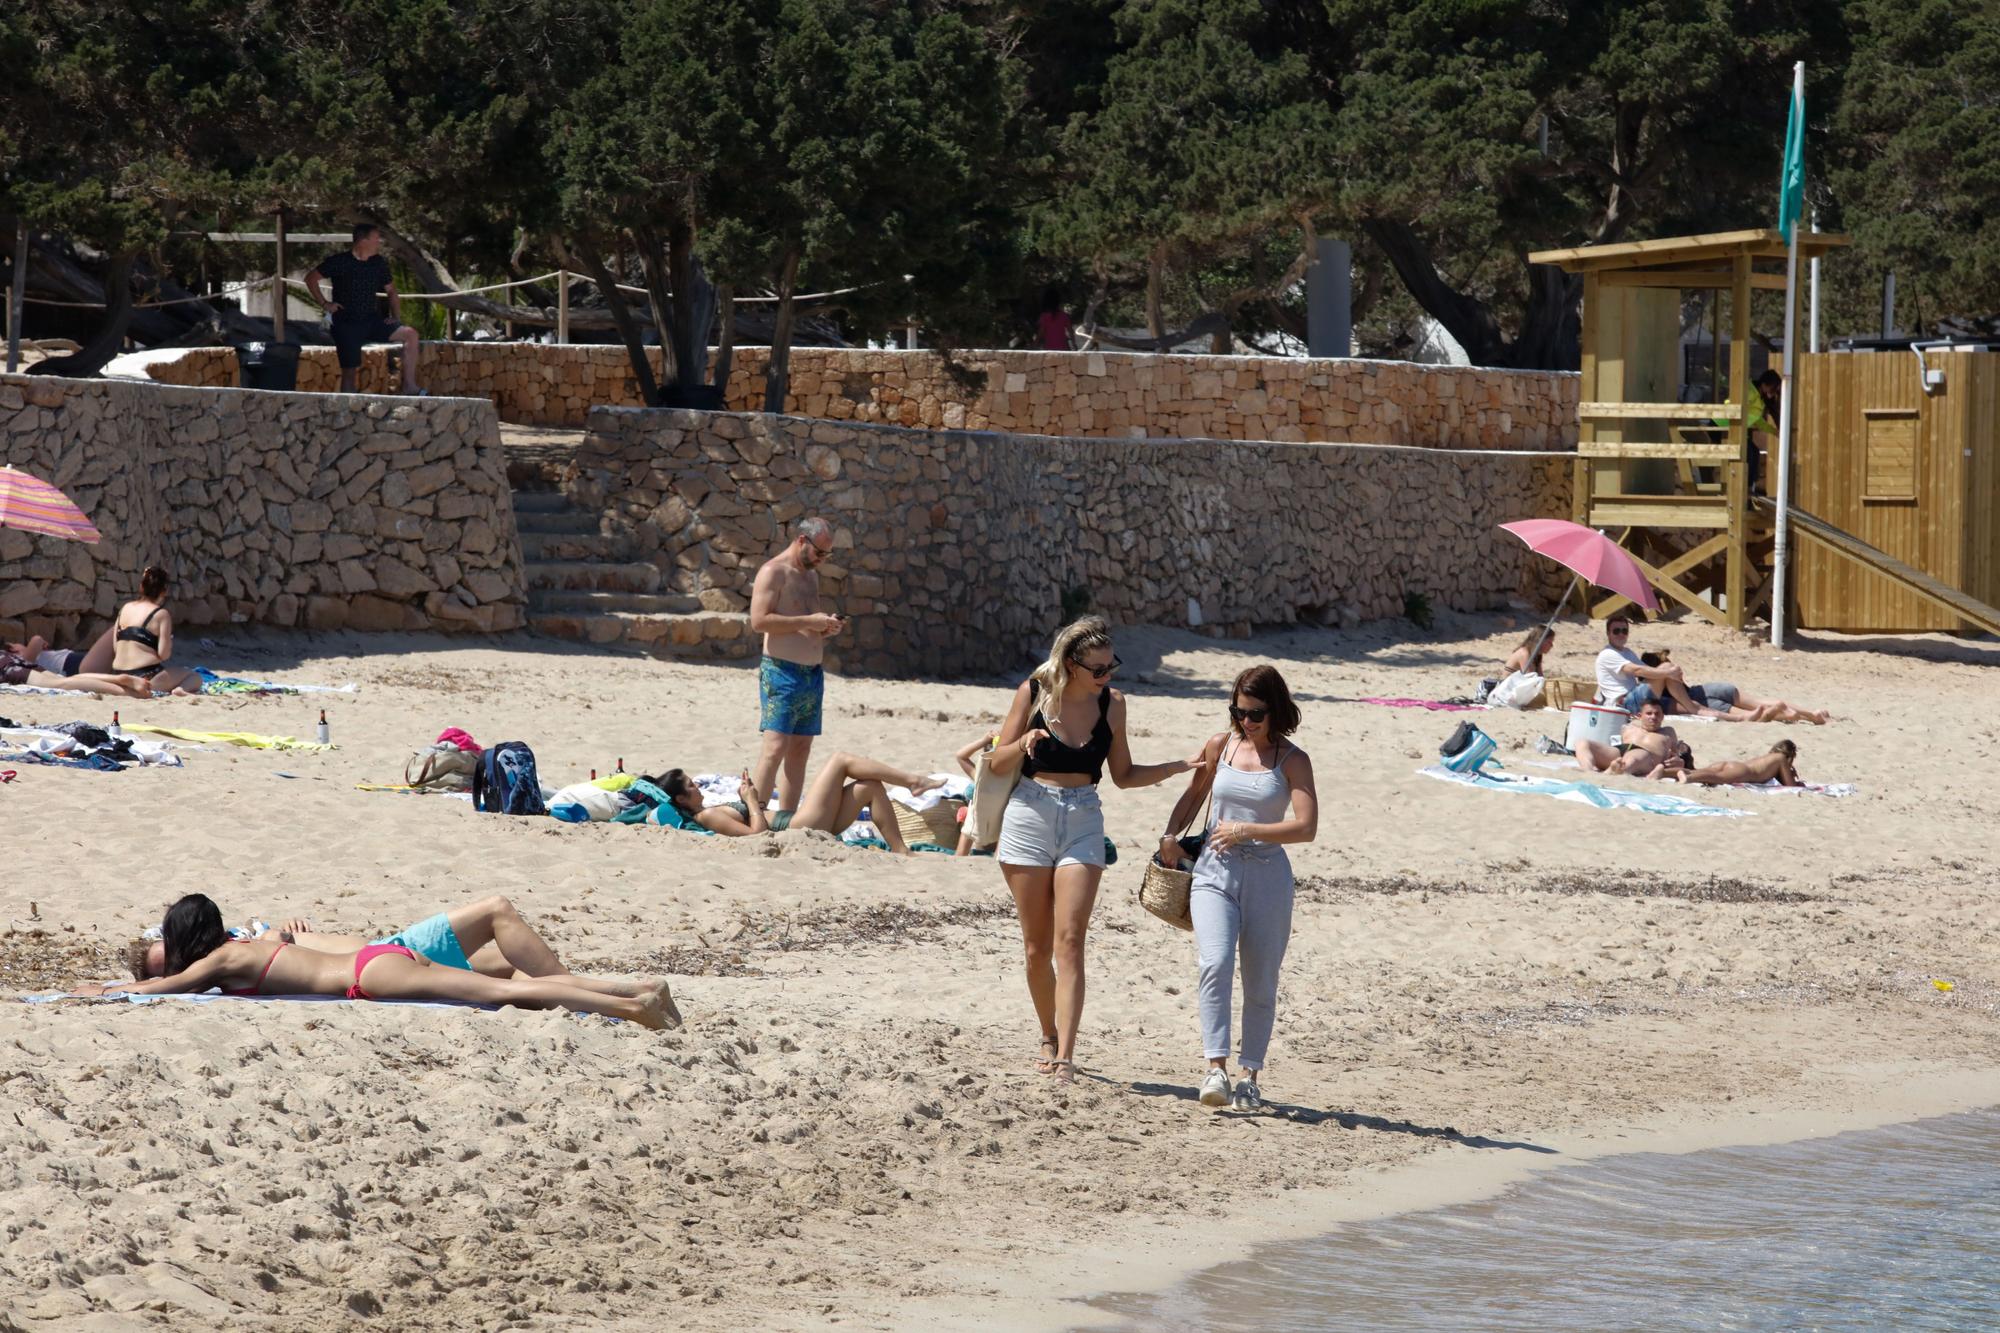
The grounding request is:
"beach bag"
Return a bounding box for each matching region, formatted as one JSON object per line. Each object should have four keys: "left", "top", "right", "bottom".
{"left": 1487, "top": 670, "right": 1546, "bottom": 710}
{"left": 404, "top": 743, "right": 480, "bottom": 792}
{"left": 1136, "top": 739, "right": 1225, "bottom": 932}
{"left": 1439, "top": 722, "right": 1497, "bottom": 774}
{"left": 968, "top": 746, "right": 1018, "bottom": 849}
{"left": 472, "top": 740, "right": 546, "bottom": 815}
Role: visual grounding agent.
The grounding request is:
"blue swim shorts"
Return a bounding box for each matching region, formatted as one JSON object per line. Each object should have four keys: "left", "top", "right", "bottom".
{"left": 374, "top": 912, "right": 472, "bottom": 970}
{"left": 759, "top": 655, "right": 824, "bottom": 736}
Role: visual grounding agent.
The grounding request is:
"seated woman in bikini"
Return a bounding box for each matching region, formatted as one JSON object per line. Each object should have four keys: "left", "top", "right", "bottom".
{"left": 73, "top": 894, "right": 675, "bottom": 1028}
{"left": 106, "top": 566, "right": 203, "bottom": 696}
{"left": 1675, "top": 739, "right": 1802, "bottom": 787}
{"left": 648, "top": 752, "right": 941, "bottom": 854}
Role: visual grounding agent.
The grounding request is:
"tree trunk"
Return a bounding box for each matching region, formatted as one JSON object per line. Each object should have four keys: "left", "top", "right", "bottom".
{"left": 6, "top": 219, "right": 26, "bottom": 373}
{"left": 633, "top": 223, "right": 677, "bottom": 396}
{"left": 1360, "top": 217, "right": 1580, "bottom": 370}
{"left": 712, "top": 284, "right": 737, "bottom": 401}
{"left": 763, "top": 250, "right": 802, "bottom": 415}
{"left": 568, "top": 233, "right": 661, "bottom": 406}
{"left": 1208, "top": 323, "right": 1230, "bottom": 355}
{"left": 31, "top": 248, "right": 139, "bottom": 377}
{"left": 1145, "top": 246, "right": 1167, "bottom": 340}
{"left": 665, "top": 219, "right": 713, "bottom": 399}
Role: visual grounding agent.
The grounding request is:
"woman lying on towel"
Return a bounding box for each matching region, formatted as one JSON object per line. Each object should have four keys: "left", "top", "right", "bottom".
{"left": 648, "top": 751, "right": 942, "bottom": 854}
{"left": 1675, "top": 739, "right": 1802, "bottom": 787}
{"left": 73, "top": 894, "right": 676, "bottom": 1028}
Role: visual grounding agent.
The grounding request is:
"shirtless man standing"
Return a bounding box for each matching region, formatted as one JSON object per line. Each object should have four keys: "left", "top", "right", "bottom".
{"left": 748, "top": 517, "right": 845, "bottom": 821}
{"left": 1576, "top": 698, "right": 1686, "bottom": 778}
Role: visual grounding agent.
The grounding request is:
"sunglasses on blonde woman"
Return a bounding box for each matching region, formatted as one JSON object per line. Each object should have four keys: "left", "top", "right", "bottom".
{"left": 1073, "top": 654, "right": 1121, "bottom": 679}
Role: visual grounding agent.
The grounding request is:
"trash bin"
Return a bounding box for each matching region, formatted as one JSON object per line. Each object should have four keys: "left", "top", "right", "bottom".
{"left": 232, "top": 341, "right": 301, "bottom": 391}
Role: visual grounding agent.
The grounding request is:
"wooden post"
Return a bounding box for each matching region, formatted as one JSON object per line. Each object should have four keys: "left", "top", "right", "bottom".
{"left": 1573, "top": 272, "right": 1599, "bottom": 529}
{"left": 556, "top": 269, "right": 569, "bottom": 344}
{"left": 5, "top": 219, "right": 26, "bottom": 373}
{"left": 272, "top": 209, "right": 287, "bottom": 343}
{"left": 1724, "top": 252, "right": 1753, "bottom": 628}
{"left": 504, "top": 280, "right": 514, "bottom": 341}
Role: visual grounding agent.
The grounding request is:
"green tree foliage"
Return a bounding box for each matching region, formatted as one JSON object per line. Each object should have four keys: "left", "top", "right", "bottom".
{"left": 1828, "top": 0, "right": 2000, "bottom": 332}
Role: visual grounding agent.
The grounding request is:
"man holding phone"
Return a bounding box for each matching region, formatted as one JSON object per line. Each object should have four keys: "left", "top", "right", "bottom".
{"left": 748, "top": 517, "right": 845, "bottom": 824}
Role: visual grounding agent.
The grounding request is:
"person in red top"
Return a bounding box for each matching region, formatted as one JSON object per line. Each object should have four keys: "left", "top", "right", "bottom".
{"left": 1037, "top": 286, "right": 1073, "bottom": 351}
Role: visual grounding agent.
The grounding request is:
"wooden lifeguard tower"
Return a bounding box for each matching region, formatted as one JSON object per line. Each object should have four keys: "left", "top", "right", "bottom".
{"left": 1532, "top": 228, "right": 2000, "bottom": 637}
{"left": 1529, "top": 229, "right": 1849, "bottom": 630}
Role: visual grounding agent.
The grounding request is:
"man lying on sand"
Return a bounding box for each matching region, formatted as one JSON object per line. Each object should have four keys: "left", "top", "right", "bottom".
{"left": 1639, "top": 651, "right": 1831, "bottom": 726}
{"left": 78, "top": 894, "right": 677, "bottom": 1028}
{"left": 1576, "top": 699, "right": 1688, "bottom": 779}
{"left": 124, "top": 893, "right": 665, "bottom": 1010}
{"left": 1, "top": 634, "right": 156, "bottom": 698}
{"left": 1676, "top": 739, "right": 1803, "bottom": 787}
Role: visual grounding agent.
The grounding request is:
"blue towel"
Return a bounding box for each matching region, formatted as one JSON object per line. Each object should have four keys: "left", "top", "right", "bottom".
{"left": 1418, "top": 765, "right": 1753, "bottom": 818}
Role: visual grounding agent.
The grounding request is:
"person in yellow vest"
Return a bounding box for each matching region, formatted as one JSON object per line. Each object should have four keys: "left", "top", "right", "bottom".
{"left": 1715, "top": 369, "right": 1782, "bottom": 494}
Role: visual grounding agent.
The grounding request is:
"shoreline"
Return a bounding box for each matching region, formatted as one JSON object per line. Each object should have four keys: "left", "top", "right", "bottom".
{"left": 909, "top": 1061, "right": 2000, "bottom": 1333}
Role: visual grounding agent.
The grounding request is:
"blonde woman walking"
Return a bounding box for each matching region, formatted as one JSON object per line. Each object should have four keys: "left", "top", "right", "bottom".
{"left": 990, "top": 616, "right": 1204, "bottom": 1083}
{"left": 1157, "top": 665, "right": 1317, "bottom": 1112}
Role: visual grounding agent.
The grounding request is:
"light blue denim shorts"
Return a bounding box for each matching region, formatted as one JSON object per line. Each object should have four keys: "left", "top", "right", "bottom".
{"left": 996, "top": 780, "right": 1106, "bottom": 869}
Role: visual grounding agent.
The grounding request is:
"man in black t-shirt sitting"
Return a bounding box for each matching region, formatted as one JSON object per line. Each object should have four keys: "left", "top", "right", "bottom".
{"left": 304, "top": 222, "right": 425, "bottom": 395}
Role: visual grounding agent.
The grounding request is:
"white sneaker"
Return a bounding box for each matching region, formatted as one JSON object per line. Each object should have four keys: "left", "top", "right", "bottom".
{"left": 1231, "top": 1076, "right": 1263, "bottom": 1112}
{"left": 1198, "top": 1068, "right": 1231, "bottom": 1107}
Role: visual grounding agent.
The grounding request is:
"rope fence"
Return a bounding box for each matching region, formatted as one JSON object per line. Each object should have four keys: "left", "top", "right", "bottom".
{"left": 11, "top": 269, "right": 888, "bottom": 311}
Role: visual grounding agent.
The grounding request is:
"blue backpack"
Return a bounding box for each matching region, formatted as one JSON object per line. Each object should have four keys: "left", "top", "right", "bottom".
{"left": 472, "top": 741, "right": 547, "bottom": 815}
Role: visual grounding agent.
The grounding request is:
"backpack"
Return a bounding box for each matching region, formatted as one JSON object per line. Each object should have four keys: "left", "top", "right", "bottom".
{"left": 471, "top": 741, "right": 547, "bottom": 815}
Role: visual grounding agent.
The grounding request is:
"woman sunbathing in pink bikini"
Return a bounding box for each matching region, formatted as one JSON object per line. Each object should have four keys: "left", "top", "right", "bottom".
{"left": 73, "top": 894, "right": 676, "bottom": 1029}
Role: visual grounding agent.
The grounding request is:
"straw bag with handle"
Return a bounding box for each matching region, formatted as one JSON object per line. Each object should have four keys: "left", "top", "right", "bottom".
{"left": 1137, "top": 740, "right": 1224, "bottom": 931}
{"left": 891, "top": 795, "right": 966, "bottom": 849}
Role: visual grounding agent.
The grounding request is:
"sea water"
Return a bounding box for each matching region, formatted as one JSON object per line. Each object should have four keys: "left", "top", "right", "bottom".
{"left": 1089, "top": 1109, "right": 2000, "bottom": 1331}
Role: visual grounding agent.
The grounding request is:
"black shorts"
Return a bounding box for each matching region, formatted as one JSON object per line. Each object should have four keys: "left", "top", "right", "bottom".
{"left": 331, "top": 317, "right": 403, "bottom": 370}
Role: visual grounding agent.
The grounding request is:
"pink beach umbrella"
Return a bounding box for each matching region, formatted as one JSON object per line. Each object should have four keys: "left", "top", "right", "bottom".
{"left": 1500, "top": 519, "right": 1658, "bottom": 662}
{"left": 0, "top": 466, "right": 101, "bottom": 543}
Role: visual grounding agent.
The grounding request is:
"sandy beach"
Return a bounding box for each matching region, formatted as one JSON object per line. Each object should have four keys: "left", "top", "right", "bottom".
{"left": 3, "top": 611, "right": 1997, "bottom": 1329}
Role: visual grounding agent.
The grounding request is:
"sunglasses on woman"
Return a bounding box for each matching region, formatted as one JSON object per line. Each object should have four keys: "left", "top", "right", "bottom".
{"left": 1072, "top": 654, "right": 1121, "bottom": 679}
{"left": 1229, "top": 705, "right": 1268, "bottom": 724}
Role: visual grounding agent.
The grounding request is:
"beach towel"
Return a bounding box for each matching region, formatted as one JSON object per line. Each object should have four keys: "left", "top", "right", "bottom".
{"left": 0, "top": 726, "right": 182, "bottom": 767}
{"left": 0, "top": 747, "right": 125, "bottom": 771}
{"left": 1417, "top": 764, "right": 1754, "bottom": 818}
{"left": 0, "top": 682, "right": 79, "bottom": 697}
{"left": 356, "top": 783, "right": 473, "bottom": 800}
{"left": 193, "top": 668, "right": 359, "bottom": 696}
{"left": 1362, "top": 697, "right": 1488, "bottom": 712}
{"left": 549, "top": 781, "right": 637, "bottom": 823}
{"left": 21, "top": 990, "right": 491, "bottom": 1010}
{"left": 125, "top": 724, "right": 332, "bottom": 752}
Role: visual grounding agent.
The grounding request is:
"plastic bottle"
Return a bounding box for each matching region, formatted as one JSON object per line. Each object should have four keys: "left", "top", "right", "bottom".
{"left": 315, "top": 709, "right": 330, "bottom": 745}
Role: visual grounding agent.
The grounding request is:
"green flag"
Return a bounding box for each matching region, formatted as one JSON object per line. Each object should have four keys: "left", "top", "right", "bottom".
{"left": 1777, "top": 78, "right": 1805, "bottom": 242}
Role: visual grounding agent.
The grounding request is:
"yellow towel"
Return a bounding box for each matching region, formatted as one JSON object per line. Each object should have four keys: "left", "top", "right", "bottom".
{"left": 126, "top": 724, "right": 333, "bottom": 753}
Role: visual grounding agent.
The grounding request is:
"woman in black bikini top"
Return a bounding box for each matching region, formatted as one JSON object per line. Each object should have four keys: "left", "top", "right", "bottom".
{"left": 109, "top": 566, "right": 202, "bottom": 695}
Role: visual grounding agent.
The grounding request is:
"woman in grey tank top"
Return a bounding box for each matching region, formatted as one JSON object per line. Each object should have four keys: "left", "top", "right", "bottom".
{"left": 1156, "top": 665, "right": 1319, "bottom": 1112}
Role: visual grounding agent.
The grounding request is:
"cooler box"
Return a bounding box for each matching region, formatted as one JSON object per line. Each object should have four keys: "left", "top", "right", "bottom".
{"left": 1565, "top": 702, "right": 1628, "bottom": 751}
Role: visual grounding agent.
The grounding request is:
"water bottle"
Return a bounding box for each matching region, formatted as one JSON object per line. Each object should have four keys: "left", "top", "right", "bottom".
{"left": 315, "top": 709, "right": 330, "bottom": 745}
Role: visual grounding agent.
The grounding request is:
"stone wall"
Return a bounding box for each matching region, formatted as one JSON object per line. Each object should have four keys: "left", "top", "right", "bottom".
{"left": 133, "top": 344, "right": 1577, "bottom": 448}
{"left": 0, "top": 374, "right": 525, "bottom": 646}
{"left": 565, "top": 408, "right": 1573, "bottom": 678}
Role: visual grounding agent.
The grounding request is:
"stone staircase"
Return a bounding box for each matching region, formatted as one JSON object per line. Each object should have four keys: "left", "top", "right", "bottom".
{"left": 503, "top": 431, "right": 752, "bottom": 659}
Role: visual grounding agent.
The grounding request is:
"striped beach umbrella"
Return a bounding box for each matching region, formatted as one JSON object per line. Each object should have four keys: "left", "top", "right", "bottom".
{"left": 0, "top": 466, "right": 102, "bottom": 543}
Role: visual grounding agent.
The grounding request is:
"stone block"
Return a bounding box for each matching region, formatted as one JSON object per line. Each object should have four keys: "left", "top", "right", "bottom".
{"left": 346, "top": 593, "right": 409, "bottom": 632}
{"left": 304, "top": 596, "right": 349, "bottom": 630}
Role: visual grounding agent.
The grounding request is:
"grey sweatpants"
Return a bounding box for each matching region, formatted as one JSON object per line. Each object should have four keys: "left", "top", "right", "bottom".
{"left": 1190, "top": 848, "right": 1295, "bottom": 1070}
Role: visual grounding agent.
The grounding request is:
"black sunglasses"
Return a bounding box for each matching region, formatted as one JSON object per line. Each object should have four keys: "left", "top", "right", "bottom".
{"left": 1229, "top": 705, "right": 1268, "bottom": 724}
{"left": 1608, "top": 626, "right": 1630, "bottom": 635}
{"left": 1072, "top": 654, "right": 1121, "bottom": 679}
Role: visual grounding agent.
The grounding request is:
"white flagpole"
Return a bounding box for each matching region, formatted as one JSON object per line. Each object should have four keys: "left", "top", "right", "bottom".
{"left": 1772, "top": 61, "right": 1805, "bottom": 650}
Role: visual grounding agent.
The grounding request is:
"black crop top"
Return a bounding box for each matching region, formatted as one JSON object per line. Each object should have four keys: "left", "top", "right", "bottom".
{"left": 1020, "top": 680, "right": 1113, "bottom": 783}
{"left": 116, "top": 605, "right": 165, "bottom": 652}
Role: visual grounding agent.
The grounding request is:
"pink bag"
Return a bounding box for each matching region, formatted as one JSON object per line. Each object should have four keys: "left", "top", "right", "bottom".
{"left": 434, "top": 726, "right": 483, "bottom": 755}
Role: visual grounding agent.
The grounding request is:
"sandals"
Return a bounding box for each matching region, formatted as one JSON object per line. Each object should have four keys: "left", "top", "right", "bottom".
{"left": 1035, "top": 1036, "right": 1058, "bottom": 1075}
{"left": 1048, "top": 1059, "right": 1075, "bottom": 1085}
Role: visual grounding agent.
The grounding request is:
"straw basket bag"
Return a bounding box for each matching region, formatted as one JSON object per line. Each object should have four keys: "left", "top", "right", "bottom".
{"left": 968, "top": 746, "right": 1017, "bottom": 849}
{"left": 1543, "top": 676, "right": 1595, "bottom": 711}
{"left": 891, "top": 796, "right": 965, "bottom": 849}
{"left": 1136, "top": 768, "right": 1216, "bottom": 932}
